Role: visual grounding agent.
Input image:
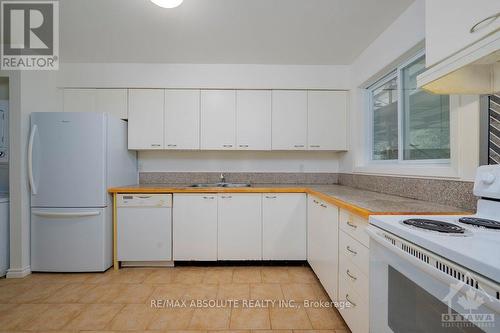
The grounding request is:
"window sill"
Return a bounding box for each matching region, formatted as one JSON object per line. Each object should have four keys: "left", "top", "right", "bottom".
{"left": 352, "top": 163, "right": 460, "bottom": 179}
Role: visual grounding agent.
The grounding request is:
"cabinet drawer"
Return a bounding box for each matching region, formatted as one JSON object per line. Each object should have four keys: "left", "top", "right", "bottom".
{"left": 339, "top": 272, "right": 369, "bottom": 333}
{"left": 339, "top": 252, "right": 369, "bottom": 299}
{"left": 339, "top": 209, "right": 369, "bottom": 247}
{"left": 339, "top": 230, "right": 369, "bottom": 276}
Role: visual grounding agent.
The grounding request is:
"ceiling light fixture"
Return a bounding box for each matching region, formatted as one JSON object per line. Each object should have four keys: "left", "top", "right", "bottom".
{"left": 150, "top": 0, "right": 184, "bottom": 9}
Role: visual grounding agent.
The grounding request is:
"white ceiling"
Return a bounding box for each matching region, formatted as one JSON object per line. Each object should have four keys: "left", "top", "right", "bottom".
{"left": 60, "top": 0, "right": 414, "bottom": 65}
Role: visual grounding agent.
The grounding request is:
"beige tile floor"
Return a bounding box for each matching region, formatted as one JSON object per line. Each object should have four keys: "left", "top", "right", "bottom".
{"left": 0, "top": 265, "right": 350, "bottom": 333}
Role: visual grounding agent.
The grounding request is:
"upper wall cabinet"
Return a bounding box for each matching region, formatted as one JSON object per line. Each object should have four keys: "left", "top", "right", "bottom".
{"left": 128, "top": 89, "right": 164, "bottom": 150}
{"left": 236, "top": 90, "right": 272, "bottom": 150}
{"left": 308, "top": 91, "right": 348, "bottom": 151}
{"left": 272, "top": 90, "right": 308, "bottom": 150}
{"left": 201, "top": 90, "right": 236, "bottom": 150}
{"left": 418, "top": 0, "right": 500, "bottom": 94}
{"left": 425, "top": 0, "right": 500, "bottom": 68}
{"left": 165, "top": 90, "right": 200, "bottom": 150}
{"left": 63, "top": 89, "right": 128, "bottom": 119}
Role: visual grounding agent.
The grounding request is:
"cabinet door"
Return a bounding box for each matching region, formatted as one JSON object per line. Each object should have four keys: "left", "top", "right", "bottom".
{"left": 63, "top": 89, "right": 96, "bottom": 113}
{"left": 218, "top": 194, "right": 262, "bottom": 260}
{"left": 236, "top": 90, "right": 271, "bottom": 150}
{"left": 173, "top": 194, "right": 218, "bottom": 261}
{"left": 95, "top": 89, "right": 128, "bottom": 120}
{"left": 426, "top": 0, "right": 500, "bottom": 67}
{"left": 128, "top": 89, "right": 164, "bottom": 150}
{"left": 307, "top": 196, "right": 323, "bottom": 273}
{"left": 272, "top": 90, "right": 308, "bottom": 150}
{"left": 200, "top": 90, "right": 236, "bottom": 150}
{"left": 165, "top": 89, "right": 200, "bottom": 150}
{"left": 262, "top": 193, "right": 306, "bottom": 260}
{"left": 308, "top": 91, "right": 347, "bottom": 150}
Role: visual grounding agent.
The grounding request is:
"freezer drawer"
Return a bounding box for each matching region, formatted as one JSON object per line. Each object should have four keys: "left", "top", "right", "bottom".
{"left": 31, "top": 207, "right": 112, "bottom": 272}
{"left": 117, "top": 194, "right": 172, "bottom": 262}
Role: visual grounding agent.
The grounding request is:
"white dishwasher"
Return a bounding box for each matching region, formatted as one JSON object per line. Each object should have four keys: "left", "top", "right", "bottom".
{"left": 117, "top": 194, "right": 173, "bottom": 266}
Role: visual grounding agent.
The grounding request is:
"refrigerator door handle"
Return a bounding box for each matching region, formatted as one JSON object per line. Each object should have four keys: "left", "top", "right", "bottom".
{"left": 28, "top": 124, "right": 38, "bottom": 195}
{"left": 32, "top": 211, "right": 102, "bottom": 218}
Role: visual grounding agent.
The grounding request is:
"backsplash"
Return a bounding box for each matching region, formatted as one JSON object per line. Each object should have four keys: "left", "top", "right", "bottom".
{"left": 139, "top": 172, "right": 339, "bottom": 185}
{"left": 338, "top": 173, "right": 476, "bottom": 211}
{"left": 139, "top": 172, "right": 476, "bottom": 211}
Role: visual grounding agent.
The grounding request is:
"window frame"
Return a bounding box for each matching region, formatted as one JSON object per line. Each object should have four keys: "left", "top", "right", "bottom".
{"left": 366, "top": 50, "right": 451, "bottom": 165}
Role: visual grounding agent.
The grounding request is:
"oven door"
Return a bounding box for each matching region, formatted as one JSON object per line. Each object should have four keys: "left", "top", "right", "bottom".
{"left": 368, "top": 226, "right": 500, "bottom": 333}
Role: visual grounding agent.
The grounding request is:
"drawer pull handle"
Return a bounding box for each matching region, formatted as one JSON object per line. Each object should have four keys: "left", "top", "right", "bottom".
{"left": 239, "top": 144, "right": 249, "bottom": 148}
{"left": 294, "top": 144, "right": 305, "bottom": 148}
{"left": 167, "top": 144, "right": 177, "bottom": 147}
{"left": 151, "top": 144, "right": 161, "bottom": 147}
{"left": 310, "top": 145, "right": 321, "bottom": 148}
{"left": 221, "top": 195, "right": 232, "bottom": 199}
{"left": 347, "top": 221, "right": 357, "bottom": 229}
{"left": 346, "top": 269, "right": 357, "bottom": 281}
{"left": 265, "top": 195, "right": 277, "bottom": 199}
{"left": 313, "top": 199, "right": 320, "bottom": 204}
{"left": 320, "top": 203, "right": 327, "bottom": 208}
{"left": 223, "top": 144, "right": 233, "bottom": 148}
{"left": 346, "top": 294, "right": 356, "bottom": 307}
{"left": 470, "top": 12, "right": 500, "bottom": 33}
{"left": 346, "top": 246, "right": 357, "bottom": 255}
{"left": 203, "top": 196, "right": 215, "bottom": 200}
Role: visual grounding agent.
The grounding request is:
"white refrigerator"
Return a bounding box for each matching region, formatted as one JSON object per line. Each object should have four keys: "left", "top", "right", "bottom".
{"left": 29, "top": 112, "right": 137, "bottom": 272}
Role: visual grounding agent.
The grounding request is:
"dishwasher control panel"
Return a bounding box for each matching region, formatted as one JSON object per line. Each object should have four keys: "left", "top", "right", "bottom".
{"left": 117, "top": 194, "right": 172, "bottom": 208}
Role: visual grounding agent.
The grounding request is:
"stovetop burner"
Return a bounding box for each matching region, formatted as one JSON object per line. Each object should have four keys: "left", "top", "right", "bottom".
{"left": 402, "top": 219, "right": 466, "bottom": 234}
{"left": 458, "top": 217, "right": 500, "bottom": 230}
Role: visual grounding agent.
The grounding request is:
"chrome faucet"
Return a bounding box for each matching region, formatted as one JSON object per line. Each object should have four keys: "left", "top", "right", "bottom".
{"left": 220, "top": 173, "right": 226, "bottom": 183}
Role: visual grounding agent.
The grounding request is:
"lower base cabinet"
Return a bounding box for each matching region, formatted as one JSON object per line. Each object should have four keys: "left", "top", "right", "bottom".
{"left": 218, "top": 193, "right": 262, "bottom": 260}
{"left": 307, "top": 196, "right": 339, "bottom": 301}
{"left": 173, "top": 194, "right": 218, "bottom": 261}
{"left": 337, "top": 210, "right": 370, "bottom": 333}
{"left": 263, "top": 193, "right": 307, "bottom": 260}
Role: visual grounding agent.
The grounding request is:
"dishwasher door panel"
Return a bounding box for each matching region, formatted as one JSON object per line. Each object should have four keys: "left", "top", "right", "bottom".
{"left": 117, "top": 206, "right": 172, "bottom": 261}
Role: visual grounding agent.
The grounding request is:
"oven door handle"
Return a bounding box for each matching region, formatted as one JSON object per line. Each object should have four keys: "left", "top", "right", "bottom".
{"left": 367, "top": 226, "right": 500, "bottom": 313}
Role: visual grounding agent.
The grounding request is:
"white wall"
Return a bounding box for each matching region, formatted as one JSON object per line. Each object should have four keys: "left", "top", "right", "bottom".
{"left": 340, "top": 0, "right": 480, "bottom": 181}
{"left": 139, "top": 151, "right": 340, "bottom": 173}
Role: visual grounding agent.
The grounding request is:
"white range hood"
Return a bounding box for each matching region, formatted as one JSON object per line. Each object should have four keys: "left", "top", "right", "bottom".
{"left": 417, "top": 33, "right": 500, "bottom": 95}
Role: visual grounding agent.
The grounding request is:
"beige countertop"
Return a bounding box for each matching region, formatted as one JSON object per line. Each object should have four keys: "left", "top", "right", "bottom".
{"left": 109, "top": 183, "right": 470, "bottom": 219}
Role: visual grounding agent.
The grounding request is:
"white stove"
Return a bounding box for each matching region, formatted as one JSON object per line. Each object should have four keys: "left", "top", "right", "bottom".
{"left": 368, "top": 165, "right": 500, "bottom": 333}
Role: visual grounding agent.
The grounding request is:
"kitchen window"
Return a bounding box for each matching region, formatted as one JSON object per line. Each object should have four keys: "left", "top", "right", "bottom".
{"left": 368, "top": 52, "right": 451, "bottom": 162}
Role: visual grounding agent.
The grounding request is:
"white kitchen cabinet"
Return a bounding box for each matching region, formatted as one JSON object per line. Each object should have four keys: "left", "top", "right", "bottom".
{"left": 63, "top": 89, "right": 128, "bottom": 119}
{"left": 95, "top": 89, "right": 128, "bottom": 119}
{"left": 63, "top": 89, "right": 96, "bottom": 113}
{"left": 201, "top": 90, "right": 236, "bottom": 150}
{"left": 173, "top": 194, "right": 218, "bottom": 261}
{"left": 128, "top": 89, "right": 164, "bottom": 150}
{"left": 165, "top": 89, "right": 200, "bottom": 150}
{"left": 308, "top": 91, "right": 347, "bottom": 151}
{"left": 218, "top": 194, "right": 262, "bottom": 260}
{"left": 425, "top": 0, "right": 500, "bottom": 68}
{"left": 272, "top": 90, "right": 308, "bottom": 150}
{"left": 262, "top": 193, "right": 307, "bottom": 260}
{"left": 236, "top": 90, "right": 272, "bottom": 150}
{"left": 307, "top": 196, "right": 339, "bottom": 300}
